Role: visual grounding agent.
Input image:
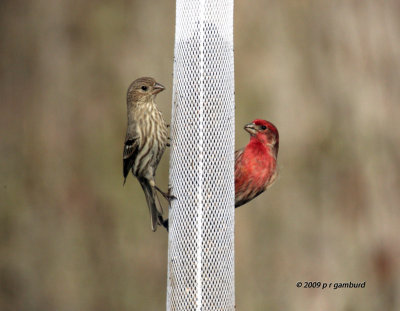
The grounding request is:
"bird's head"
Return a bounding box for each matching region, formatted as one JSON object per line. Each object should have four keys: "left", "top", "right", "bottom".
{"left": 127, "top": 77, "right": 165, "bottom": 104}
{"left": 244, "top": 119, "right": 279, "bottom": 151}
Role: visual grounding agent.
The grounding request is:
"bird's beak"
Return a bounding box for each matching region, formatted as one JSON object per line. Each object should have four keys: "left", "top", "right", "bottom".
{"left": 152, "top": 82, "right": 165, "bottom": 94}
{"left": 244, "top": 123, "right": 257, "bottom": 136}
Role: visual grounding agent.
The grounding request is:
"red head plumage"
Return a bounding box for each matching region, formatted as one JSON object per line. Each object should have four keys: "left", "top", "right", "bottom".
{"left": 244, "top": 119, "right": 279, "bottom": 157}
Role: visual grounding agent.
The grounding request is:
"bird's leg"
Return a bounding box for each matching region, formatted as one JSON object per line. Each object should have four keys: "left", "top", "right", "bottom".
{"left": 155, "top": 185, "right": 176, "bottom": 202}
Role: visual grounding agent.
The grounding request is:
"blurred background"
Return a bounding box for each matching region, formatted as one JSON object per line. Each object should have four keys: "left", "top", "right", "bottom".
{"left": 1, "top": 0, "right": 400, "bottom": 310}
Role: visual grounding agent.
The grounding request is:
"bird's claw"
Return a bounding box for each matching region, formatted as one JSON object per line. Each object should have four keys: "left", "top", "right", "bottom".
{"left": 155, "top": 186, "right": 176, "bottom": 203}
{"left": 167, "top": 187, "right": 176, "bottom": 202}
{"left": 158, "top": 215, "right": 169, "bottom": 232}
{"left": 167, "top": 195, "right": 176, "bottom": 202}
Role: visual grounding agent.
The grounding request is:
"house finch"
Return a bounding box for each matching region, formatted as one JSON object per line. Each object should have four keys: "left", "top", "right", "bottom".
{"left": 123, "top": 77, "right": 171, "bottom": 232}
{"left": 235, "top": 119, "right": 279, "bottom": 207}
{"left": 160, "top": 119, "right": 279, "bottom": 231}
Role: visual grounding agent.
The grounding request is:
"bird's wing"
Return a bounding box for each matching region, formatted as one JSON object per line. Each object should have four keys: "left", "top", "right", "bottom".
{"left": 233, "top": 148, "right": 245, "bottom": 207}
{"left": 234, "top": 148, "right": 244, "bottom": 175}
{"left": 123, "top": 134, "right": 139, "bottom": 183}
{"left": 234, "top": 148, "right": 243, "bottom": 162}
{"left": 266, "top": 165, "right": 279, "bottom": 188}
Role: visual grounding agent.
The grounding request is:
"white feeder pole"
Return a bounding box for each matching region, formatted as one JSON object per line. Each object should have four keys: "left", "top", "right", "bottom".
{"left": 167, "top": 0, "right": 235, "bottom": 310}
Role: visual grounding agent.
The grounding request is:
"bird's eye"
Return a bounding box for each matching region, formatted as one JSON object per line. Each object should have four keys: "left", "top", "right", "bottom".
{"left": 141, "top": 86, "right": 148, "bottom": 91}
{"left": 261, "top": 125, "right": 267, "bottom": 130}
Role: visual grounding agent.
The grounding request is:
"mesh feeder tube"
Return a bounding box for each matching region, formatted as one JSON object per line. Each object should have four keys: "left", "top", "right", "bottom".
{"left": 166, "top": 1, "right": 235, "bottom": 310}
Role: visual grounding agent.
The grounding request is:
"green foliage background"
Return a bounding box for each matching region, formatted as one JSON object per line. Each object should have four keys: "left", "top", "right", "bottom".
{"left": 1, "top": 1, "right": 400, "bottom": 310}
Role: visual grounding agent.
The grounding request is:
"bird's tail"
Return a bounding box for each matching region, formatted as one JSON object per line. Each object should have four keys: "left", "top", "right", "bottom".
{"left": 139, "top": 178, "right": 163, "bottom": 232}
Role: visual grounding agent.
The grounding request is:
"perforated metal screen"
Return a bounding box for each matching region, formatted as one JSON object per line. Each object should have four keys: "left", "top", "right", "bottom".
{"left": 167, "top": 0, "right": 235, "bottom": 310}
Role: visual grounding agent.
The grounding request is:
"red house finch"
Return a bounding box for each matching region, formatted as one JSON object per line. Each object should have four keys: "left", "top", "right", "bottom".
{"left": 235, "top": 119, "right": 279, "bottom": 207}
{"left": 160, "top": 119, "right": 279, "bottom": 231}
{"left": 123, "top": 77, "right": 171, "bottom": 232}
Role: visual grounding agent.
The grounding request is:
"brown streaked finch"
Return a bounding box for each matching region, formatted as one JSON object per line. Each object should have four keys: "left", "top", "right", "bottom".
{"left": 235, "top": 119, "right": 279, "bottom": 207}
{"left": 123, "top": 77, "right": 172, "bottom": 232}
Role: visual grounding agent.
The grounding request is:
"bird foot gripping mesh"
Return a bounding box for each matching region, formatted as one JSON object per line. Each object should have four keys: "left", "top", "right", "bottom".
{"left": 167, "top": 0, "right": 235, "bottom": 310}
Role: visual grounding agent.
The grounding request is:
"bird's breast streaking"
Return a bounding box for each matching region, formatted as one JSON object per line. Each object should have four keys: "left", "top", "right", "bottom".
{"left": 131, "top": 103, "right": 168, "bottom": 179}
